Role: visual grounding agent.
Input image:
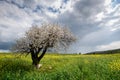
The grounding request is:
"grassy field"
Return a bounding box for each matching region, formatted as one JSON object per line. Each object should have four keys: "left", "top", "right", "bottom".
{"left": 0, "top": 53, "right": 120, "bottom": 80}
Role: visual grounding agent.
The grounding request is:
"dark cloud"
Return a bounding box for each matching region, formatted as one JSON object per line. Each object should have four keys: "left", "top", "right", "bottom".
{"left": 1, "top": 0, "right": 25, "bottom": 9}
{"left": 0, "top": 24, "right": 9, "bottom": 28}
{"left": 111, "top": 29, "right": 120, "bottom": 40}
{"left": 0, "top": 42, "right": 13, "bottom": 50}
{"left": 73, "top": 0, "right": 104, "bottom": 18}
{"left": 54, "top": 0, "right": 103, "bottom": 38}
{"left": 1, "top": 0, "right": 37, "bottom": 9}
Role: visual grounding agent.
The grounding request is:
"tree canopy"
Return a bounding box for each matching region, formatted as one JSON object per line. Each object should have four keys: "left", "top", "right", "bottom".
{"left": 12, "top": 24, "right": 76, "bottom": 68}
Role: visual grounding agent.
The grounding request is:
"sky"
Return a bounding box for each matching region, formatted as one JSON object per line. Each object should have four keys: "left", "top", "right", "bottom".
{"left": 0, "top": 0, "right": 120, "bottom": 53}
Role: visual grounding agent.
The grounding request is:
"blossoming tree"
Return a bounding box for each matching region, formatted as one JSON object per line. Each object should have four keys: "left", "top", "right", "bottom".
{"left": 12, "top": 24, "right": 76, "bottom": 69}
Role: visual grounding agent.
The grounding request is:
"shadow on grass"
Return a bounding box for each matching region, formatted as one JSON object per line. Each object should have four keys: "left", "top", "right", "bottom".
{"left": 0, "top": 58, "right": 34, "bottom": 72}
{"left": 0, "top": 58, "right": 37, "bottom": 80}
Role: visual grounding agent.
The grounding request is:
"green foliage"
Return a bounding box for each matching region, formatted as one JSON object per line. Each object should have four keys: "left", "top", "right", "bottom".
{"left": 0, "top": 53, "right": 120, "bottom": 80}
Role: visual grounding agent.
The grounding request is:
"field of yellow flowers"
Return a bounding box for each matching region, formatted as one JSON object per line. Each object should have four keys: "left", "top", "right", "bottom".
{"left": 0, "top": 53, "right": 120, "bottom": 80}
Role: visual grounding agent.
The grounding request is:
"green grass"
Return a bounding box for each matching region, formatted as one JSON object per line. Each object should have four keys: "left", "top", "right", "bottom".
{"left": 0, "top": 53, "right": 120, "bottom": 80}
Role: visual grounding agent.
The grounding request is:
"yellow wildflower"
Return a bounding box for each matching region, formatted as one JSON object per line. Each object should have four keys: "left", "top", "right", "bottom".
{"left": 109, "top": 60, "right": 120, "bottom": 71}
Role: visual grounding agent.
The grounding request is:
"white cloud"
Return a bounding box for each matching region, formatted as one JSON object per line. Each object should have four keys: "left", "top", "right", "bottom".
{"left": 51, "top": 0, "right": 62, "bottom": 9}
{"left": 95, "top": 12, "right": 105, "bottom": 21}
{"left": 97, "top": 41, "right": 120, "bottom": 51}
{"left": 0, "top": 49, "right": 10, "bottom": 53}
{"left": 60, "top": 0, "right": 74, "bottom": 13}
{"left": 0, "top": 1, "right": 47, "bottom": 42}
{"left": 0, "top": 49, "right": 9, "bottom": 52}
{"left": 99, "top": 4, "right": 120, "bottom": 32}
{"left": 104, "top": 0, "right": 111, "bottom": 6}
{"left": 0, "top": 2, "right": 32, "bottom": 42}
{"left": 106, "top": 19, "right": 119, "bottom": 27}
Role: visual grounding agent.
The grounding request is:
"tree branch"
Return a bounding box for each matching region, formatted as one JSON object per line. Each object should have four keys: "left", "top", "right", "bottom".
{"left": 36, "top": 47, "right": 42, "bottom": 55}
{"left": 38, "top": 46, "right": 47, "bottom": 61}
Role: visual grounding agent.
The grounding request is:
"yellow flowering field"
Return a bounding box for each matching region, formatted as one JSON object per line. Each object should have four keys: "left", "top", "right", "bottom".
{"left": 0, "top": 53, "right": 120, "bottom": 80}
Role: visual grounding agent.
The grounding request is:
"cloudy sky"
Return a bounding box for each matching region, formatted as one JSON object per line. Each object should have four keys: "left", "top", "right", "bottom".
{"left": 0, "top": 0, "right": 120, "bottom": 53}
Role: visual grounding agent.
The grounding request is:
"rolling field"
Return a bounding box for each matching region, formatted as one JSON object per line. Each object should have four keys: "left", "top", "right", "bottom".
{"left": 0, "top": 53, "right": 120, "bottom": 80}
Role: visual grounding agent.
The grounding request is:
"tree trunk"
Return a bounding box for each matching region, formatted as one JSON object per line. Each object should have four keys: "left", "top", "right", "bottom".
{"left": 30, "top": 47, "right": 47, "bottom": 69}
{"left": 31, "top": 53, "right": 41, "bottom": 69}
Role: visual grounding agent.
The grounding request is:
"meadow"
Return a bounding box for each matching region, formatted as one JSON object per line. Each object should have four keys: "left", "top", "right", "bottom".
{"left": 0, "top": 53, "right": 120, "bottom": 80}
